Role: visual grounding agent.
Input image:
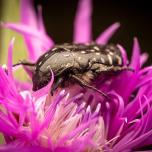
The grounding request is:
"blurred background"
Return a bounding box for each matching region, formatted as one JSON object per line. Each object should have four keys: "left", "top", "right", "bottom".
{"left": 0, "top": 0, "right": 152, "bottom": 64}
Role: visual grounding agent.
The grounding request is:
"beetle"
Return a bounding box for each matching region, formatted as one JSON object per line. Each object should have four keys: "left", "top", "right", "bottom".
{"left": 14, "top": 43, "right": 132, "bottom": 98}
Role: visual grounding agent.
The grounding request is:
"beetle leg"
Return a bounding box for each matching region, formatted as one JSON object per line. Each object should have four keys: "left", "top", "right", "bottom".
{"left": 104, "top": 66, "right": 134, "bottom": 72}
{"left": 91, "top": 64, "right": 134, "bottom": 73}
{"left": 51, "top": 77, "right": 64, "bottom": 95}
{"left": 71, "top": 75, "right": 110, "bottom": 99}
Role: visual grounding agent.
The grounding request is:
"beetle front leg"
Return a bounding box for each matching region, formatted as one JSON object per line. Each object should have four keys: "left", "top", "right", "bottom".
{"left": 51, "top": 77, "right": 64, "bottom": 96}
{"left": 71, "top": 75, "right": 110, "bottom": 99}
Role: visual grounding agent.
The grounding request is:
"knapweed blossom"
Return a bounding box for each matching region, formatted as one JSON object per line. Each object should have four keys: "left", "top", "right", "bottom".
{"left": 1, "top": 0, "right": 152, "bottom": 151}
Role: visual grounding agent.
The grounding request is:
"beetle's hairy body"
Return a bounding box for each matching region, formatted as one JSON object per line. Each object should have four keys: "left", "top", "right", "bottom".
{"left": 32, "top": 43, "right": 124, "bottom": 93}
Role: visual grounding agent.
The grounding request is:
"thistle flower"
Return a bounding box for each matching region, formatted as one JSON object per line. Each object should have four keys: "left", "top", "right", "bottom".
{"left": 1, "top": 0, "right": 152, "bottom": 152}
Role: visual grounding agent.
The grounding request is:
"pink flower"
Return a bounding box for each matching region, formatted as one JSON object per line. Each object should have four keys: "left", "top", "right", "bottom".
{"left": 1, "top": 0, "right": 152, "bottom": 151}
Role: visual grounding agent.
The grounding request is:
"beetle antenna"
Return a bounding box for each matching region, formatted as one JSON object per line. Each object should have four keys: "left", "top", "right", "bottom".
{"left": 13, "top": 60, "right": 35, "bottom": 67}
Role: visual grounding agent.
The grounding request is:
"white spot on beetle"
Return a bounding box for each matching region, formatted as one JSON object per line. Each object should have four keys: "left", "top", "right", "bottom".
{"left": 47, "top": 65, "right": 51, "bottom": 69}
{"left": 90, "top": 49, "right": 95, "bottom": 52}
{"left": 109, "top": 51, "right": 114, "bottom": 56}
{"left": 95, "top": 52, "right": 100, "bottom": 56}
{"left": 92, "top": 58, "right": 96, "bottom": 61}
{"left": 38, "top": 61, "right": 42, "bottom": 66}
{"left": 52, "top": 47, "right": 57, "bottom": 51}
{"left": 66, "top": 63, "right": 72, "bottom": 67}
{"left": 63, "top": 48, "right": 70, "bottom": 52}
{"left": 93, "top": 46, "right": 100, "bottom": 51}
{"left": 100, "top": 57, "right": 105, "bottom": 63}
{"left": 64, "top": 54, "right": 70, "bottom": 57}
{"left": 78, "top": 57, "right": 81, "bottom": 60}
{"left": 107, "top": 54, "right": 113, "bottom": 65}
{"left": 81, "top": 51, "right": 86, "bottom": 54}
{"left": 44, "top": 53, "right": 49, "bottom": 57}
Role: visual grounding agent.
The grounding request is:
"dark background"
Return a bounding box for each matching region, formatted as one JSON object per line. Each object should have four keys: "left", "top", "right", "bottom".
{"left": 34, "top": 0, "right": 152, "bottom": 64}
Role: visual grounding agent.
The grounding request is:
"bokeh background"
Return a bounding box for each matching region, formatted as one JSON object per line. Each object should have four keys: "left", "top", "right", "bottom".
{"left": 35, "top": 0, "right": 152, "bottom": 64}
{"left": 0, "top": 0, "right": 152, "bottom": 64}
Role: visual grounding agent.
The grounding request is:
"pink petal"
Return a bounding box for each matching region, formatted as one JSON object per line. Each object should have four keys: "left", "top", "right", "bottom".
{"left": 96, "top": 22, "right": 120, "bottom": 44}
{"left": 20, "top": 0, "right": 37, "bottom": 26}
{"left": 74, "top": 0, "right": 92, "bottom": 43}
{"left": 3, "top": 23, "right": 51, "bottom": 61}
{"left": 3, "top": 23, "right": 51, "bottom": 45}
{"left": 7, "top": 38, "right": 15, "bottom": 79}
{"left": 130, "top": 38, "right": 141, "bottom": 71}
{"left": 140, "top": 53, "right": 148, "bottom": 66}
{"left": 57, "top": 118, "right": 98, "bottom": 145}
{"left": 37, "top": 5, "right": 46, "bottom": 33}
{"left": 21, "top": 0, "right": 54, "bottom": 59}
{"left": 20, "top": 0, "right": 54, "bottom": 54}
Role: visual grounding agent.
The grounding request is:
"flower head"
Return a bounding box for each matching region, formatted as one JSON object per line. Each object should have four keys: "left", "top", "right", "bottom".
{"left": 1, "top": 0, "right": 152, "bottom": 152}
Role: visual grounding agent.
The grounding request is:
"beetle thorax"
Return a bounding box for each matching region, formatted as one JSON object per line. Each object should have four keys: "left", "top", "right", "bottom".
{"left": 36, "top": 50, "right": 74, "bottom": 76}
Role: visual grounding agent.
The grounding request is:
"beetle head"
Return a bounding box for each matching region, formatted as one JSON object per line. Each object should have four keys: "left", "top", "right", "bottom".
{"left": 32, "top": 71, "right": 51, "bottom": 91}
